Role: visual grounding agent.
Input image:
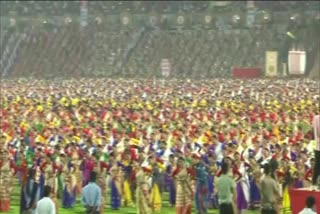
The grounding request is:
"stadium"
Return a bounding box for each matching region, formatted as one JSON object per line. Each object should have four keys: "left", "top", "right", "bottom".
{"left": 0, "top": 1, "right": 320, "bottom": 214}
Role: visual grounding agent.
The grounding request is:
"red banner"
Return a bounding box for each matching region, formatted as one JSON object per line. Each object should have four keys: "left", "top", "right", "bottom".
{"left": 232, "top": 67, "right": 262, "bottom": 79}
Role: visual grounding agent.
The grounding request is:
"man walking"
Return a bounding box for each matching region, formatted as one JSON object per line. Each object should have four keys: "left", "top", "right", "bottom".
{"left": 260, "top": 163, "right": 280, "bottom": 214}
{"left": 216, "top": 161, "right": 237, "bottom": 214}
{"left": 35, "top": 185, "right": 56, "bottom": 214}
{"left": 81, "top": 171, "right": 102, "bottom": 214}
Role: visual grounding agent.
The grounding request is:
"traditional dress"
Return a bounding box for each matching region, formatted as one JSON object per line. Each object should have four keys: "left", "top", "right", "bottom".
{"left": 81, "top": 157, "right": 94, "bottom": 186}
{"left": 42, "top": 161, "right": 59, "bottom": 213}
{"left": 0, "top": 159, "right": 14, "bottom": 212}
{"left": 249, "top": 163, "right": 261, "bottom": 209}
{"left": 120, "top": 159, "right": 133, "bottom": 207}
{"left": 236, "top": 162, "right": 250, "bottom": 213}
{"left": 135, "top": 169, "right": 153, "bottom": 214}
{"left": 110, "top": 164, "right": 121, "bottom": 210}
{"left": 207, "top": 166, "right": 218, "bottom": 209}
{"left": 150, "top": 164, "right": 162, "bottom": 212}
{"left": 281, "top": 170, "right": 292, "bottom": 214}
{"left": 62, "top": 162, "right": 76, "bottom": 208}
{"left": 281, "top": 185, "right": 291, "bottom": 214}
{"left": 69, "top": 150, "right": 82, "bottom": 194}
{"left": 166, "top": 163, "right": 176, "bottom": 206}
{"left": 93, "top": 160, "right": 108, "bottom": 214}
{"left": 173, "top": 167, "right": 192, "bottom": 214}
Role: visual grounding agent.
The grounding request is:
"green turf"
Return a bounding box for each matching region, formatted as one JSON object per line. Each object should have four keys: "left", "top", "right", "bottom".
{"left": 7, "top": 179, "right": 259, "bottom": 214}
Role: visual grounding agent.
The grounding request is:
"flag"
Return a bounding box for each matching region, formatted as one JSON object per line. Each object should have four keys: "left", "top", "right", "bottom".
{"left": 80, "top": 0, "right": 88, "bottom": 27}
{"left": 265, "top": 51, "right": 278, "bottom": 77}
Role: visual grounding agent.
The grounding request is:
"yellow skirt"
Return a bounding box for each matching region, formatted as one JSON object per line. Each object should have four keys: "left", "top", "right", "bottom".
{"left": 281, "top": 187, "right": 291, "bottom": 214}
{"left": 123, "top": 180, "right": 133, "bottom": 206}
{"left": 150, "top": 183, "right": 162, "bottom": 212}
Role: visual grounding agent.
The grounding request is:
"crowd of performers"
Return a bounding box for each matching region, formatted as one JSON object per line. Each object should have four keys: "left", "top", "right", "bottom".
{"left": 0, "top": 78, "right": 319, "bottom": 214}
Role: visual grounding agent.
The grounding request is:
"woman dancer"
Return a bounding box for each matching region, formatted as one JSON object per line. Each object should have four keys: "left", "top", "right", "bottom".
{"left": 166, "top": 154, "right": 176, "bottom": 207}
{"left": 0, "top": 149, "right": 15, "bottom": 212}
{"left": 120, "top": 151, "right": 133, "bottom": 207}
{"left": 68, "top": 143, "right": 82, "bottom": 194}
{"left": 135, "top": 161, "right": 153, "bottom": 214}
{"left": 41, "top": 155, "right": 59, "bottom": 213}
{"left": 109, "top": 154, "right": 122, "bottom": 210}
{"left": 248, "top": 157, "right": 261, "bottom": 210}
{"left": 62, "top": 155, "right": 76, "bottom": 208}
{"left": 172, "top": 157, "right": 192, "bottom": 214}
{"left": 149, "top": 156, "right": 162, "bottom": 213}
{"left": 92, "top": 153, "right": 109, "bottom": 214}
{"left": 281, "top": 164, "right": 294, "bottom": 214}
{"left": 235, "top": 157, "right": 250, "bottom": 214}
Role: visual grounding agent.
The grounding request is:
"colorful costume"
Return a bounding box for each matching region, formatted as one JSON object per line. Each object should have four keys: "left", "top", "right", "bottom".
{"left": 0, "top": 159, "right": 14, "bottom": 212}
{"left": 173, "top": 167, "right": 192, "bottom": 214}
{"left": 135, "top": 169, "right": 153, "bottom": 214}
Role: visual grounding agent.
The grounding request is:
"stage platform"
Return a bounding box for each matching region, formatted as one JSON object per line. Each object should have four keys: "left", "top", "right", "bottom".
{"left": 289, "top": 188, "right": 320, "bottom": 214}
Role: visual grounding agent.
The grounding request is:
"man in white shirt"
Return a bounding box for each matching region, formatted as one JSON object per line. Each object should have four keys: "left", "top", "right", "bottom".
{"left": 35, "top": 185, "right": 56, "bottom": 214}
{"left": 299, "top": 196, "right": 317, "bottom": 214}
{"left": 312, "top": 115, "right": 320, "bottom": 189}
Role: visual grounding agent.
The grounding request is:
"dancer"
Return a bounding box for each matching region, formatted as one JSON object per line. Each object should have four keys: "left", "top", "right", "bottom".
{"left": 0, "top": 149, "right": 15, "bottom": 212}
{"left": 62, "top": 157, "right": 76, "bottom": 209}
{"left": 42, "top": 156, "right": 58, "bottom": 213}
{"left": 166, "top": 154, "right": 176, "bottom": 207}
{"left": 109, "top": 154, "right": 121, "bottom": 210}
{"left": 92, "top": 152, "right": 108, "bottom": 214}
{"left": 135, "top": 161, "right": 153, "bottom": 214}
{"left": 149, "top": 155, "right": 163, "bottom": 213}
{"left": 172, "top": 157, "right": 192, "bottom": 214}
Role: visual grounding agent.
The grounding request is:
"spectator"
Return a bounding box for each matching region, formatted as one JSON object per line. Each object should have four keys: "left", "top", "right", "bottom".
{"left": 260, "top": 163, "right": 280, "bottom": 214}
{"left": 215, "top": 160, "right": 237, "bottom": 214}
{"left": 35, "top": 185, "right": 56, "bottom": 214}
{"left": 20, "top": 168, "right": 39, "bottom": 214}
{"left": 81, "top": 171, "right": 101, "bottom": 214}
{"left": 298, "top": 196, "right": 317, "bottom": 214}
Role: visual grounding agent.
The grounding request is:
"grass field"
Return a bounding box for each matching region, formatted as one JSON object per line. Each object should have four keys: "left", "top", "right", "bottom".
{"left": 7, "top": 179, "right": 260, "bottom": 214}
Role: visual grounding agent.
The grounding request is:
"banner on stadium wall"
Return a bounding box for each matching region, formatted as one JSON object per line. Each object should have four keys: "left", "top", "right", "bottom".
{"left": 149, "top": 12, "right": 160, "bottom": 28}
{"left": 212, "top": 1, "right": 231, "bottom": 7}
{"left": 161, "top": 59, "right": 170, "bottom": 77}
{"left": 120, "top": 12, "right": 132, "bottom": 26}
{"left": 246, "top": 10, "right": 256, "bottom": 28}
{"left": 247, "top": 1, "right": 255, "bottom": 9}
{"left": 176, "top": 13, "right": 187, "bottom": 28}
{"left": 288, "top": 51, "right": 306, "bottom": 75}
{"left": 80, "top": 0, "right": 88, "bottom": 27}
{"left": 265, "top": 51, "right": 278, "bottom": 77}
{"left": 203, "top": 13, "right": 214, "bottom": 28}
